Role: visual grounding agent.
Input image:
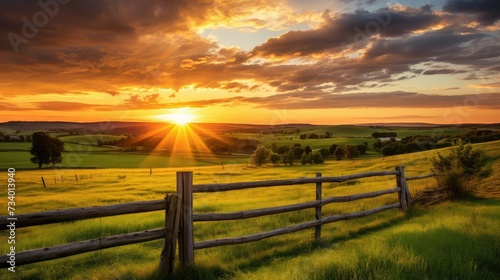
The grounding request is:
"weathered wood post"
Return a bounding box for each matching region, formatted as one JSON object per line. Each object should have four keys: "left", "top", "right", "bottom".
{"left": 395, "top": 166, "right": 407, "bottom": 211}
{"left": 159, "top": 194, "right": 181, "bottom": 275}
{"left": 176, "top": 171, "right": 194, "bottom": 266}
{"left": 75, "top": 174, "right": 78, "bottom": 181}
{"left": 41, "top": 177, "right": 46, "bottom": 188}
{"left": 315, "top": 172, "right": 322, "bottom": 242}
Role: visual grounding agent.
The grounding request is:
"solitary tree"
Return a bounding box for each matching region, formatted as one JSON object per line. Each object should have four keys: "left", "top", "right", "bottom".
{"left": 250, "top": 146, "right": 270, "bottom": 167}
{"left": 30, "top": 132, "right": 65, "bottom": 168}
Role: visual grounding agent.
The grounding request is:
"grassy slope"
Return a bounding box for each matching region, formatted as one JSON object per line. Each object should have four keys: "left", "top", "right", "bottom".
{"left": 0, "top": 141, "right": 498, "bottom": 279}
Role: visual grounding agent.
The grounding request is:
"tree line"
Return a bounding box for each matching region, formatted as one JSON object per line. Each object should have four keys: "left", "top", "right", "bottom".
{"left": 251, "top": 142, "right": 369, "bottom": 167}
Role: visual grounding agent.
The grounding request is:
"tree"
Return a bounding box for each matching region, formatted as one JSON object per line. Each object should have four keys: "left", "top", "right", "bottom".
{"left": 381, "top": 145, "right": 397, "bottom": 156}
{"left": 431, "top": 140, "right": 490, "bottom": 198}
{"left": 30, "top": 132, "right": 52, "bottom": 168}
{"left": 48, "top": 137, "right": 64, "bottom": 167}
{"left": 4, "top": 135, "right": 10, "bottom": 142}
{"left": 97, "top": 139, "right": 103, "bottom": 146}
{"left": 300, "top": 152, "right": 312, "bottom": 165}
{"left": 312, "top": 152, "right": 324, "bottom": 164}
{"left": 282, "top": 149, "right": 295, "bottom": 165}
{"left": 293, "top": 146, "right": 304, "bottom": 159}
{"left": 269, "top": 153, "right": 281, "bottom": 165}
{"left": 319, "top": 148, "right": 330, "bottom": 158}
{"left": 329, "top": 144, "right": 338, "bottom": 155}
{"left": 250, "top": 146, "right": 270, "bottom": 167}
{"left": 26, "top": 135, "right": 32, "bottom": 142}
{"left": 356, "top": 144, "right": 367, "bottom": 155}
{"left": 344, "top": 144, "right": 360, "bottom": 160}
{"left": 334, "top": 146, "right": 344, "bottom": 160}
{"left": 304, "top": 146, "right": 312, "bottom": 155}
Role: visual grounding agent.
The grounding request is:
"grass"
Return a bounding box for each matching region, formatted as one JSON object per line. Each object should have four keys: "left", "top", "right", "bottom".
{"left": 0, "top": 141, "right": 499, "bottom": 279}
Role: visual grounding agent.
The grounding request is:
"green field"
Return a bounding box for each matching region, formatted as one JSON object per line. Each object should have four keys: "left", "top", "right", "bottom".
{"left": 0, "top": 140, "right": 499, "bottom": 279}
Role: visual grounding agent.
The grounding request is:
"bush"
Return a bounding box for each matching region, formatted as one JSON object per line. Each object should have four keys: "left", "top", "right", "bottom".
{"left": 431, "top": 140, "right": 490, "bottom": 198}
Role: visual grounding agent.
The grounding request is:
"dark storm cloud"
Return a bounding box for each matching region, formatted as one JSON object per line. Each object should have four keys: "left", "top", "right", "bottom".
{"left": 443, "top": 0, "right": 500, "bottom": 25}
{"left": 251, "top": 6, "right": 440, "bottom": 57}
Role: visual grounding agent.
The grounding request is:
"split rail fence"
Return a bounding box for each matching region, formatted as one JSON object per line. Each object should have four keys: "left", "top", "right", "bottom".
{"left": 1, "top": 166, "right": 433, "bottom": 272}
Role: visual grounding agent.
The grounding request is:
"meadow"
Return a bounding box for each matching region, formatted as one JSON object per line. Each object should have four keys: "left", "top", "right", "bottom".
{"left": 0, "top": 140, "right": 499, "bottom": 279}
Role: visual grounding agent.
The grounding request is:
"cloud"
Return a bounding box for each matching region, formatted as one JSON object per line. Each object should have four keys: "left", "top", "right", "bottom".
{"left": 435, "top": 87, "right": 460, "bottom": 91}
{"left": 251, "top": 6, "right": 440, "bottom": 57}
{"left": 443, "top": 0, "right": 500, "bottom": 25}
{"left": 423, "top": 69, "right": 467, "bottom": 75}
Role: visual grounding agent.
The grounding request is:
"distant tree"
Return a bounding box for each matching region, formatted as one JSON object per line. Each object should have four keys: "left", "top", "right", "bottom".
{"left": 269, "top": 153, "right": 281, "bottom": 165}
{"left": 250, "top": 146, "right": 270, "bottom": 167}
{"left": 308, "top": 133, "right": 319, "bottom": 139}
{"left": 282, "top": 149, "right": 295, "bottom": 165}
{"left": 295, "top": 129, "right": 301, "bottom": 134}
{"left": 19, "top": 135, "right": 25, "bottom": 142}
{"left": 381, "top": 145, "right": 397, "bottom": 156}
{"left": 300, "top": 134, "right": 307, "bottom": 140}
{"left": 301, "top": 152, "right": 312, "bottom": 165}
{"left": 4, "top": 135, "right": 10, "bottom": 142}
{"left": 26, "top": 135, "right": 32, "bottom": 142}
{"left": 329, "top": 144, "right": 338, "bottom": 155}
{"left": 334, "top": 146, "right": 345, "bottom": 160}
{"left": 356, "top": 144, "right": 367, "bottom": 155}
{"left": 30, "top": 132, "right": 65, "bottom": 168}
{"left": 325, "top": 131, "right": 331, "bottom": 139}
{"left": 319, "top": 148, "right": 330, "bottom": 158}
{"left": 96, "top": 139, "right": 103, "bottom": 147}
{"left": 293, "top": 146, "right": 304, "bottom": 159}
{"left": 344, "top": 145, "right": 360, "bottom": 160}
{"left": 304, "top": 146, "right": 312, "bottom": 155}
{"left": 312, "top": 152, "right": 324, "bottom": 164}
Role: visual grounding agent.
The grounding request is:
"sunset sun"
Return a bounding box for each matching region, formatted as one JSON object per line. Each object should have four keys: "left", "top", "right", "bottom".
{"left": 161, "top": 109, "right": 196, "bottom": 125}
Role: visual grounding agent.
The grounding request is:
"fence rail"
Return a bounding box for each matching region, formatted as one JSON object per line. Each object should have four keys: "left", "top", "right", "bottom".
{"left": 0, "top": 195, "right": 181, "bottom": 274}
{"left": 0, "top": 199, "right": 166, "bottom": 229}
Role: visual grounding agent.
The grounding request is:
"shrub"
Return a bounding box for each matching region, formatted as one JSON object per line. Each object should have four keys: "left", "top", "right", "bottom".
{"left": 269, "top": 153, "right": 281, "bottom": 165}
{"left": 431, "top": 140, "right": 490, "bottom": 198}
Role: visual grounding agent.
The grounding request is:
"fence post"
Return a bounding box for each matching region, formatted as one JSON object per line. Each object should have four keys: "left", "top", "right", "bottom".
{"left": 395, "top": 166, "right": 407, "bottom": 211}
{"left": 315, "top": 172, "right": 322, "bottom": 242}
{"left": 176, "top": 171, "right": 194, "bottom": 267}
{"left": 159, "top": 194, "right": 181, "bottom": 275}
{"left": 41, "top": 177, "right": 46, "bottom": 188}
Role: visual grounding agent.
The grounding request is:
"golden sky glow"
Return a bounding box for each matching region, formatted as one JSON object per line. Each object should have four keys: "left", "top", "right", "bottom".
{"left": 0, "top": 0, "right": 499, "bottom": 124}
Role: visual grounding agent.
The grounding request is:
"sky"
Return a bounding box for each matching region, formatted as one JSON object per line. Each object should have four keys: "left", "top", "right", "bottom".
{"left": 0, "top": 0, "right": 499, "bottom": 125}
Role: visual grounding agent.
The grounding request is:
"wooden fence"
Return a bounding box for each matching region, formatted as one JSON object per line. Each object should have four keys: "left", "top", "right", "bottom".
{"left": 0, "top": 194, "right": 182, "bottom": 275}
{"left": 1, "top": 166, "right": 432, "bottom": 272}
{"left": 176, "top": 166, "right": 421, "bottom": 266}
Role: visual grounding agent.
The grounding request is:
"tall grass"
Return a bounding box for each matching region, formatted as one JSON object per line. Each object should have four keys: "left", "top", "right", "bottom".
{"left": 0, "top": 141, "right": 499, "bottom": 279}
